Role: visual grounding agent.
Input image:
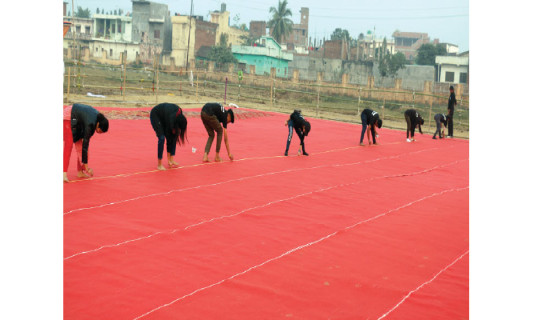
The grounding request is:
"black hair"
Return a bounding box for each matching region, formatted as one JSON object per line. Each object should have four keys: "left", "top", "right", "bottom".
{"left": 450, "top": 85, "right": 454, "bottom": 90}
{"left": 304, "top": 121, "right": 311, "bottom": 136}
{"left": 227, "top": 109, "right": 235, "bottom": 123}
{"left": 175, "top": 113, "right": 188, "bottom": 146}
{"left": 377, "top": 119, "right": 383, "bottom": 129}
{"left": 97, "top": 113, "right": 109, "bottom": 132}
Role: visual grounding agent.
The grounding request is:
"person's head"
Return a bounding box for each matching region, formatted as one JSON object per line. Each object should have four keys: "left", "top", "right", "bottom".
{"left": 442, "top": 116, "right": 448, "bottom": 127}
{"left": 450, "top": 85, "right": 454, "bottom": 92}
{"left": 96, "top": 113, "right": 109, "bottom": 133}
{"left": 226, "top": 108, "right": 235, "bottom": 124}
{"left": 376, "top": 119, "right": 383, "bottom": 129}
{"left": 303, "top": 121, "right": 311, "bottom": 136}
{"left": 175, "top": 109, "right": 188, "bottom": 145}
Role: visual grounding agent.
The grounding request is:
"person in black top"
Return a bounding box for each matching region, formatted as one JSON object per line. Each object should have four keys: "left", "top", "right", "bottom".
{"left": 150, "top": 103, "right": 188, "bottom": 170}
{"left": 200, "top": 102, "right": 235, "bottom": 162}
{"left": 432, "top": 113, "right": 448, "bottom": 139}
{"left": 447, "top": 85, "right": 457, "bottom": 138}
{"left": 284, "top": 109, "right": 311, "bottom": 156}
{"left": 63, "top": 103, "right": 109, "bottom": 182}
{"left": 359, "top": 108, "right": 383, "bottom": 146}
{"left": 404, "top": 109, "right": 424, "bottom": 142}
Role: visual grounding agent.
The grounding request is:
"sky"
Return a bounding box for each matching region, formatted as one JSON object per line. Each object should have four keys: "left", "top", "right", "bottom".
{"left": 67, "top": 0, "right": 469, "bottom": 52}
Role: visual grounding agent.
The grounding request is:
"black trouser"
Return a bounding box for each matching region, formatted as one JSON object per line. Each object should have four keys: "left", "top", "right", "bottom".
{"left": 405, "top": 114, "right": 415, "bottom": 138}
{"left": 360, "top": 113, "right": 376, "bottom": 144}
{"left": 201, "top": 111, "right": 223, "bottom": 153}
{"left": 285, "top": 120, "right": 306, "bottom": 154}
{"left": 433, "top": 116, "right": 443, "bottom": 138}
{"left": 150, "top": 112, "right": 176, "bottom": 159}
{"left": 447, "top": 114, "right": 454, "bottom": 136}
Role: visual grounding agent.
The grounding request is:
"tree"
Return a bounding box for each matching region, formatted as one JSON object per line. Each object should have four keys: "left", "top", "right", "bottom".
{"left": 96, "top": 8, "right": 100, "bottom": 14}
{"left": 378, "top": 37, "right": 406, "bottom": 78}
{"left": 119, "top": 8, "right": 123, "bottom": 15}
{"left": 219, "top": 33, "right": 229, "bottom": 48}
{"left": 208, "top": 34, "right": 237, "bottom": 66}
{"left": 267, "top": 0, "right": 293, "bottom": 44}
{"left": 415, "top": 43, "right": 446, "bottom": 66}
{"left": 330, "top": 28, "right": 351, "bottom": 42}
{"left": 101, "top": 9, "right": 104, "bottom": 14}
{"left": 75, "top": 6, "right": 91, "bottom": 18}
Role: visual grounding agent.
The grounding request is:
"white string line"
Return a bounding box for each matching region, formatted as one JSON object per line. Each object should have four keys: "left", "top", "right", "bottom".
{"left": 64, "top": 159, "right": 467, "bottom": 260}
{"left": 132, "top": 185, "right": 469, "bottom": 320}
{"left": 377, "top": 250, "right": 470, "bottom": 320}
{"left": 64, "top": 146, "right": 445, "bottom": 215}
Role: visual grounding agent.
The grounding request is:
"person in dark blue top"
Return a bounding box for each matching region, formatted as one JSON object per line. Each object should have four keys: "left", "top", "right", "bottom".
{"left": 63, "top": 103, "right": 109, "bottom": 182}
{"left": 432, "top": 113, "right": 448, "bottom": 139}
{"left": 404, "top": 109, "right": 424, "bottom": 142}
{"left": 150, "top": 103, "right": 188, "bottom": 170}
{"left": 359, "top": 108, "right": 383, "bottom": 146}
{"left": 200, "top": 102, "right": 235, "bottom": 162}
{"left": 284, "top": 109, "right": 311, "bottom": 156}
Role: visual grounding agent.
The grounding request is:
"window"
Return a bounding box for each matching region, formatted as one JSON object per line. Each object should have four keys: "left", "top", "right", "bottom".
{"left": 118, "top": 24, "right": 122, "bottom": 33}
{"left": 76, "top": 25, "right": 81, "bottom": 33}
{"left": 110, "top": 49, "right": 113, "bottom": 57}
{"left": 85, "top": 26, "right": 91, "bottom": 34}
{"left": 445, "top": 71, "right": 455, "bottom": 82}
{"left": 154, "top": 30, "right": 160, "bottom": 39}
{"left": 459, "top": 72, "right": 467, "bottom": 84}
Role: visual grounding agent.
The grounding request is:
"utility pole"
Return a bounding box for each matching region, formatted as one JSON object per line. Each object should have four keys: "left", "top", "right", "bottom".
{"left": 185, "top": 0, "right": 193, "bottom": 71}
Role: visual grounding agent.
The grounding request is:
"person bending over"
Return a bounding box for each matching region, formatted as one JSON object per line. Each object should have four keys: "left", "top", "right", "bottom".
{"left": 360, "top": 108, "right": 383, "bottom": 146}
{"left": 432, "top": 113, "right": 448, "bottom": 139}
{"left": 150, "top": 103, "right": 188, "bottom": 170}
{"left": 201, "top": 102, "right": 235, "bottom": 162}
{"left": 284, "top": 109, "right": 311, "bottom": 156}
{"left": 404, "top": 109, "right": 424, "bottom": 142}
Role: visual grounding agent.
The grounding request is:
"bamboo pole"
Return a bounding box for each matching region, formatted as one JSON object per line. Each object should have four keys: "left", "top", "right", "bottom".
{"left": 66, "top": 67, "right": 71, "bottom": 104}
{"left": 357, "top": 87, "right": 362, "bottom": 115}
{"left": 195, "top": 70, "right": 199, "bottom": 101}
{"left": 155, "top": 56, "right": 159, "bottom": 104}
{"left": 316, "top": 83, "right": 320, "bottom": 117}
{"left": 123, "top": 55, "right": 127, "bottom": 100}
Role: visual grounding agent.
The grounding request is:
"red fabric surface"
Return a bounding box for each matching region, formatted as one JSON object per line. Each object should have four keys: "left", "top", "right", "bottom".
{"left": 64, "top": 107, "right": 469, "bottom": 319}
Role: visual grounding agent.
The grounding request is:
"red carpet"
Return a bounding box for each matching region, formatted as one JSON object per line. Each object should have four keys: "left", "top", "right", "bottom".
{"left": 64, "top": 107, "right": 469, "bottom": 319}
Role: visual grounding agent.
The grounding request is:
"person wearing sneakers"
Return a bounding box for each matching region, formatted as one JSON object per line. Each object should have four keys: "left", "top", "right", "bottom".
{"left": 432, "top": 113, "right": 448, "bottom": 139}
{"left": 284, "top": 109, "right": 311, "bottom": 156}
{"left": 63, "top": 103, "right": 109, "bottom": 182}
{"left": 150, "top": 103, "right": 188, "bottom": 170}
{"left": 200, "top": 102, "right": 235, "bottom": 162}
{"left": 447, "top": 85, "right": 457, "bottom": 138}
{"left": 359, "top": 108, "right": 383, "bottom": 146}
{"left": 404, "top": 109, "right": 424, "bottom": 142}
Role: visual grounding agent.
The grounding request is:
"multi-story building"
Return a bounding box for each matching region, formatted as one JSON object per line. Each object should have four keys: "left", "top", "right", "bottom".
{"left": 64, "top": 17, "right": 94, "bottom": 40}
{"left": 435, "top": 54, "right": 469, "bottom": 84}
{"left": 269, "top": 7, "right": 309, "bottom": 48}
{"left": 92, "top": 14, "right": 132, "bottom": 42}
{"left": 210, "top": 4, "right": 248, "bottom": 46}
{"left": 131, "top": 0, "right": 172, "bottom": 63}
{"left": 249, "top": 21, "right": 267, "bottom": 39}
{"left": 392, "top": 31, "right": 430, "bottom": 61}
{"left": 232, "top": 36, "right": 293, "bottom": 78}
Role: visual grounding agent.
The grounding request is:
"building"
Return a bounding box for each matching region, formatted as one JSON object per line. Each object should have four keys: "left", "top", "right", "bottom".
{"left": 249, "top": 21, "right": 267, "bottom": 38}
{"left": 355, "top": 34, "right": 395, "bottom": 60}
{"left": 232, "top": 36, "right": 293, "bottom": 77}
{"left": 269, "top": 7, "right": 309, "bottom": 48}
{"left": 92, "top": 14, "right": 132, "bottom": 42}
{"left": 131, "top": 0, "right": 172, "bottom": 61}
{"left": 435, "top": 55, "right": 469, "bottom": 84}
{"left": 440, "top": 42, "right": 459, "bottom": 55}
{"left": 64, "top": 17, "right": 94, "bottom": 40}
{"left": 210, "top": 4, "right": 248, "bottom": 46}
{"left": 392, "top": 31, "right": 430, "bottom": 61}
{"left": 323, "top": 39, "right": 349, "bottom": 60}
{"left": 170, "top": 15, "right": 219, "bottom": 68}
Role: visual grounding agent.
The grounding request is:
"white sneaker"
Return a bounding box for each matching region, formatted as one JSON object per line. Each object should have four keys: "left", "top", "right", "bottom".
{"left": 406, "top": 138, "right": 411, "bottom": 142}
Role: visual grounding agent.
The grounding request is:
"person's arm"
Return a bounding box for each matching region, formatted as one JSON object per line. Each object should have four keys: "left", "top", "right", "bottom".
{"left": 223, "top": 127, "right": 233, "bottom": 160}
{"left": 80, "top": 126, "right": 94, "bottom": 175}
{"left": 418, "top": 123, "right": 423, "bottom": 134}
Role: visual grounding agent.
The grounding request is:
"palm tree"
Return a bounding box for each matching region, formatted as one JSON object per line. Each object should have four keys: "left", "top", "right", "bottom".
{"left": 267, "top": 0, "right": 293, "bottom": 44}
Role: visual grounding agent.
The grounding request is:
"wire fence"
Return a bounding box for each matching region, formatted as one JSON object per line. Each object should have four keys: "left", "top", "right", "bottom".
{"left": 64, "top": 59, "right": 469, "bottom": 137}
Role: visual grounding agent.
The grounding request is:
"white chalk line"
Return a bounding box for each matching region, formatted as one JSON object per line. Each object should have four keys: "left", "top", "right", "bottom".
{"left": 132, "top": 185, "right": 469, "bottom": 320}
{"left": 64, "top": 159, "right": 467, "bottom": 260}
{"left": 64, "top": 146, "right": 449, "bottom": 215}
{"left": 377, "top": 249, "right": 470, "bottom": 320}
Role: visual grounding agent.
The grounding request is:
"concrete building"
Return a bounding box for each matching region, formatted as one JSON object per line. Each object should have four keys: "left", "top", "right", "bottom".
{"left": 323, "top": 39, "right": 349, "bottom": 60}
{"left": 435, "top": 55, "right": 469, "bottom": 84}
{"left": 170, "top": 15, "right": 219, "bottom": 68}
{"left": 131, "top": 0, "right": 172, "bottom": 56}
{"left": 92, "top": 14, "right": 132, "bottom": 42}
{"left": 440, "top": 42, "right": 459, "bottom": 55}
{"left": 64, "top": 17, "right": 94, "bottom": 40}
{"left": 249, "top": 21, "right": 267, "bottom": 38}
{"left": 356, "top": 35, "right": 395, "bottom": 60}
{"left": 210, "top": 4, "right": 248, "bottom": 46}
{"left": 232, "top": 36, "right": 293, "bottom": 77}
{"left": 392, "top": 31, "right": 430, "bottom": 61}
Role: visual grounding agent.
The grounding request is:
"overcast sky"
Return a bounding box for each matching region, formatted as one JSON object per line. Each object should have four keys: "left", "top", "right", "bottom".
{"left": 67, "top": 0, "right": 469, "bottom": 51}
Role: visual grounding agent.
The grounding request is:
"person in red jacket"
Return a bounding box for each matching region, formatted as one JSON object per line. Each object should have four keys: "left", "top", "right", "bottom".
{"left": 63, "top": 104, "right": 109, "bottom": 182}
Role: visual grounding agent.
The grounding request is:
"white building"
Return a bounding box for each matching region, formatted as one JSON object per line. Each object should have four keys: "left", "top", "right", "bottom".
{"left": 435, "top": 55, "right": 469, "bottom": 84}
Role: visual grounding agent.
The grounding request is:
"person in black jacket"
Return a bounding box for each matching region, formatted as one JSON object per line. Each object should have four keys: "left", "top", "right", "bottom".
{"left": 284, "top": 109, "right": 311, "bottom": 156}
{"left": 200, "top": 102, "right": 234, "bottom": 162}
{"left": 432, "top": 113, "right": 448, "bottom": 139}
{"left": 447, "top": 85, "right": 457, "bottom": 138}
{"left": 359, "top": 108, "right": 383, "bottom": 146}
{"left": 150, "top": 103, "right": 188, "bottom": 170}
{"left": 63, "top": 103, "right": 109, "bottom": 182}
{"left": 404, "top": 109, "right": 424, "bottom": 142}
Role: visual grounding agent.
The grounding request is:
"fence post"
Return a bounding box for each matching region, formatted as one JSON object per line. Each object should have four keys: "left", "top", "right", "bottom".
{"left": 196, "top": 70, "right": 199, "bottom": 101}
{"left": 66, "top": 66, "right": 71, "bottom": 104}
{"left": 123, "top": 57, "right": 127, "bottom": 100}
{"left": 316, "top": 83, "right": 320, "bottom": 117}
{"left": 179, "top": 67, "right": 183, "bottom": 96}
{"left": 357, "top": 87, "right": 362, "bottom": 115}
{"left": 382, "top": 98, "right": 385, "bottom": 120}
{"left": 270, "top": 79, "right": 274, "bottom": 106}
{"left": 155, "top": 57, "right": 159, "bottom": 104}
{"left": 428, "top": 100, "right": 433, "bottom": 130}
